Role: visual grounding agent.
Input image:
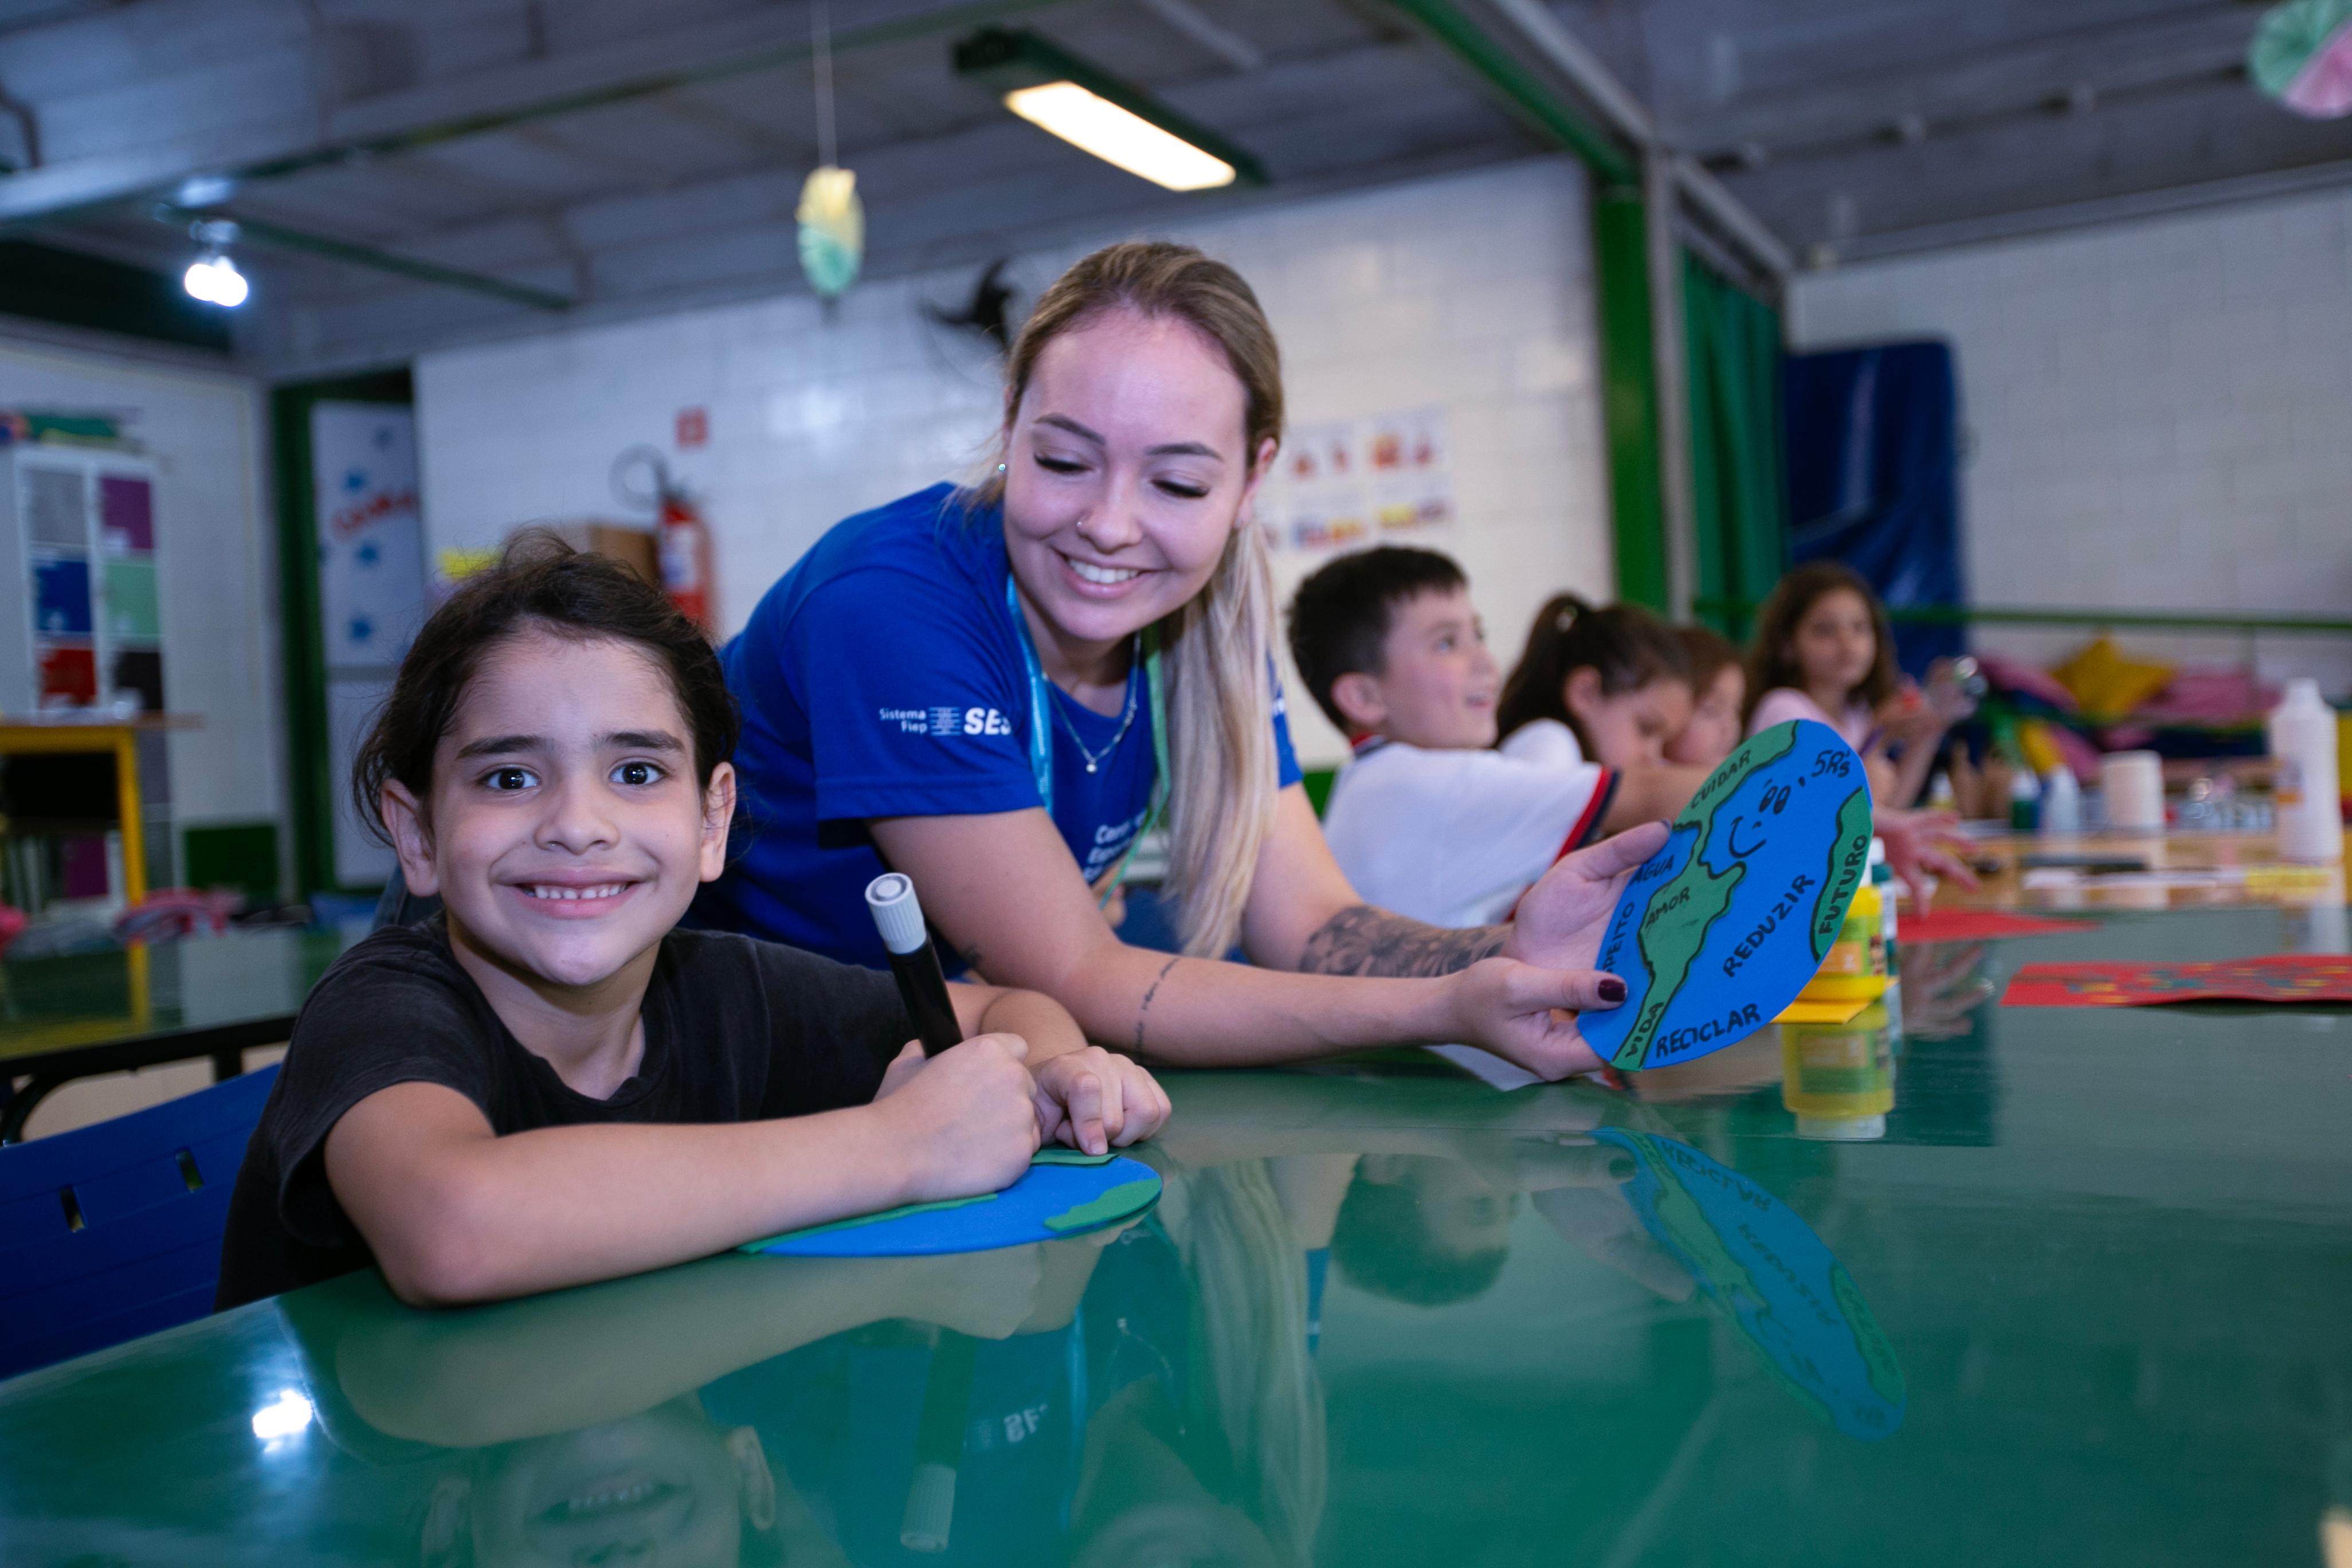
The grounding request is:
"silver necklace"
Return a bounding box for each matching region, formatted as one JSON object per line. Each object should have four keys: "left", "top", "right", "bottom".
{"left": 1052, "top": 637, "right": 1142, "bottom": 774}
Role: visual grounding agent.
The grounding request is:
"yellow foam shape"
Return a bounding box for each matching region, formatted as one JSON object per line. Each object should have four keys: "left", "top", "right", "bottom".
{"left": 1775, "top": 997, "right": 1871, "bottom": 1025}
{"left": 2051, "top": 635, "right": 2173, "bottom": 718}
{"left": 2244, "top": 864, "right": 2337, "bottom": 892}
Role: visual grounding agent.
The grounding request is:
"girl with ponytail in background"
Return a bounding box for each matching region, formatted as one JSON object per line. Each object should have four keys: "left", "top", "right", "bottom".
{"left": 1497, "top": 591, "right": 1974, "bottom": 906}
{"left": 1493, "top": 594, "right": 1719, "bottom": 830}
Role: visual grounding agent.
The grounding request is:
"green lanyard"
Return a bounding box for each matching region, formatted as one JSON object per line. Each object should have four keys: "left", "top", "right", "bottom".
{"left": 1003, "top": 571, "right": 1169, "bottom": 904}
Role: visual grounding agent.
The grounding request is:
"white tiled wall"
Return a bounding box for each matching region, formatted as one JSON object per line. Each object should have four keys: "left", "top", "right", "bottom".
{"left": 0, "top": 338, "right": 287, "bottom": 840}
{"left": 416, "top": 156, "right": 1615, "bottom": 767}
{"left": 1788, "top": 188, "right": 2352, "bottom": 695}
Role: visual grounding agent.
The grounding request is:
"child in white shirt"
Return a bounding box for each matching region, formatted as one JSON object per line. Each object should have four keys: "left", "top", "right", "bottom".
{"left": 1289, "top": 552, "right": 1706, "bottom": 929}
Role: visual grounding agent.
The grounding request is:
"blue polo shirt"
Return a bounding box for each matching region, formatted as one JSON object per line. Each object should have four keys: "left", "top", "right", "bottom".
{"left": 703, "top": 484, "right": 1301, "bottom": 967}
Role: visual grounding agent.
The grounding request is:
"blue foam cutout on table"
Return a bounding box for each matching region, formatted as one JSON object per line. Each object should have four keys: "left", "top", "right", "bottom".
{"left": 1579, "top": 719, "right": 1875, "bottom": 1071}
{"left": 743, "top": 1154, "right": 1161, "bottom": 1257}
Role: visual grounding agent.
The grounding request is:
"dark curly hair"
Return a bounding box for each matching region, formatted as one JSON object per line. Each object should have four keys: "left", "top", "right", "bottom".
{"left": 351, "top": 530, "right": 739, "bottom": 844}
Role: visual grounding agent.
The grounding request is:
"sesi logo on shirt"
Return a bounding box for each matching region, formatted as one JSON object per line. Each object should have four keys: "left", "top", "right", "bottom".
{"left": 879, "top": 705, "right": 1015, "bottom": 738}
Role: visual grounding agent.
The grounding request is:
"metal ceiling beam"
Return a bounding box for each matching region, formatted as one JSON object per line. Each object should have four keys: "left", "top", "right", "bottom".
{"left": 1484, "top": 0, "right": 1655, "bottom": 145}
{"left": 198, "top": 34, "right": 1472, "bottom": 312}
{"left": 0, "top": 0, "right": 1073, "bottom": 226}
{"left": 1386, "top": 0, "right": 1637, "bottom": 185}
{"left": 1814, "top": 155, "right": 2352, "bottom": 269}
{"left": 1667, "top": 9, "right": 2255, "bottom": 159}
{"left": 1469, "top": 0, "right": 1790, "bottom": 280}
{"left": 1673, "top": 154, "right": 1792, "bottom": 277}
{"left": 150, "top": 202, "right": 574, "bottom": 312}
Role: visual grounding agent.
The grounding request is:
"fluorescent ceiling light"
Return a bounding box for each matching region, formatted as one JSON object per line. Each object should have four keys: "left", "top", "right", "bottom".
{"left": 1004, "top": 81, "right": 1235, "bottom": 190}
{"left": 955, "top": 28, "right": 1265, "bottom": 190}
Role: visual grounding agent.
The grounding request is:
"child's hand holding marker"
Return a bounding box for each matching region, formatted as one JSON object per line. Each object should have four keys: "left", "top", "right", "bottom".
{"left": 872, "top": 1034, "right": 1043, "bottom": 1203}
{"left": 867, "top": 872, "right": 1170, "bottom": 1162}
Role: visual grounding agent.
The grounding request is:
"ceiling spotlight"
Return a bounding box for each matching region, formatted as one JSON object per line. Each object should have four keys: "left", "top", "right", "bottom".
{"left": 955, "top": 28, "right": 1264, "bottom": 191}
{"left": 183, "top": 217, "right": 249, "bottom": 308}
{"left": 184, "top": 254, "right": 248, "bottom": 307}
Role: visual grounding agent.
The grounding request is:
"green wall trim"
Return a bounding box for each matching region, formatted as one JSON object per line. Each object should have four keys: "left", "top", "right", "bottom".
{"left": 1593, "top": 191, "right": 1667, "bottom": 611}
{"left": 272, "top": 368, "right": 411, "bottom": 897}
{"left": 182, "top": 821, "right": 281, "bottom": 901}
{"left": 1694, "top": 599, "right": 2352, "bottom": 637}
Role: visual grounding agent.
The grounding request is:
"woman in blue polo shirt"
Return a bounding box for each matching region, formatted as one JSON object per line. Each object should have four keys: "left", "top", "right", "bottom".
{"left": 703, "top": 241, "right": 1663, "bottom": 1078}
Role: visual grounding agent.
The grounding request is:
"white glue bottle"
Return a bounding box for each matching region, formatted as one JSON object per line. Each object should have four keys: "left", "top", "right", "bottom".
{"left": 2040, "top": 767, "right": 2082, "bottom": 835}
{"left": 2269, "top": 677, "right": 2343, "bottom": 864}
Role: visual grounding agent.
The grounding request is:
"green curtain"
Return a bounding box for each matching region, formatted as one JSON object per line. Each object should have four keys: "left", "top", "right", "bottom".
{"left": 1681, "top": 256, "right": 1787, "bottom": 640}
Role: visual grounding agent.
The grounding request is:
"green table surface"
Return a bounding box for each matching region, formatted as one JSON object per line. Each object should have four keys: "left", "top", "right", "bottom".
{"left": 5, "top": 904, "right": 2351, "bottom": 1566}
{"left": 0, "top": 927, "right": 352, "bottom": 1069}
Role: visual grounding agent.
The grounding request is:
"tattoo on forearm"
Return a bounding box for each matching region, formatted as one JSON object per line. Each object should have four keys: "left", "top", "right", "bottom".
{"left": 1135, "top": 956, "right": 1183, "bottom": 1053}
{"left": 1297, "top": 905, "right": 1505, "bottom": 978}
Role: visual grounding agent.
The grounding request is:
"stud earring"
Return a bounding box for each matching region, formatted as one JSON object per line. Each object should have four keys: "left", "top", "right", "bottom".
{"left": 996, "top": 462, "right": 1007, "bottom": 473}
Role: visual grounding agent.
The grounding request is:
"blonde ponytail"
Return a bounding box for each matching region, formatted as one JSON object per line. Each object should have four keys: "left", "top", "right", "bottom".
{"left": 1160, "top": 513, "right": 1278, "bottom": 956}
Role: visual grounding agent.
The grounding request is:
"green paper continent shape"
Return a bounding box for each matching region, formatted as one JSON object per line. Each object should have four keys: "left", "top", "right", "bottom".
{"left": 1030, "top": 1147, "right": 1119, "bottom": 1166}
{"left": 1042, "top": 1178, "right": 1162, "bottom": 1233}
{"left": 1810, "top": 786, "right": 1876, "bottom": 962}
{"left": 1612, "top": 727, "right": 1801, "bottom": 1067}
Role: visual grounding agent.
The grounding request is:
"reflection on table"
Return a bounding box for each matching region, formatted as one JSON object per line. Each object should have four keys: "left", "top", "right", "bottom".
{"left": 5, "top": 904, "right": 2352, "bottom": 1566}
{"left": 0, "top": 926, "right": 353, "bottom": 1138}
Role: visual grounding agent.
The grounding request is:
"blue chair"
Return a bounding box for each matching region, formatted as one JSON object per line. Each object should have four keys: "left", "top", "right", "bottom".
{"left": 0, "top": 1064, "right": 278, "bottom": 1381}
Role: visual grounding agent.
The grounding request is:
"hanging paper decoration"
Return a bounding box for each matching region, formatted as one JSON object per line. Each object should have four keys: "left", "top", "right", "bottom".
{"left": 797, "top": 165, "right": 864, "bottom": 299}
{"left": 2251, "top": 0, "right": 2352, "bottom": 119}
{"left": 795, "top": 1, "right": 860, "bottom": 302}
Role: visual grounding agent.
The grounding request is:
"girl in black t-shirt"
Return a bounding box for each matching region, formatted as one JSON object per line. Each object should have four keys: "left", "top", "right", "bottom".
{"left": 216, "top": 537, "right": 1168, "bottom": 1311}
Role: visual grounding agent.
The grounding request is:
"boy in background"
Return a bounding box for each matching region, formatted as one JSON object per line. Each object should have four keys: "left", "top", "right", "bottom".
{"left": 1286, "top": 547, "right": 1618, "bottom": 929}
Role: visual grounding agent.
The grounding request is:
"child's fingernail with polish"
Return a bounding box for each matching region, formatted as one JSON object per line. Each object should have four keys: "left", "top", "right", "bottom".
{"left": 1598, "top": 977, "right": 1626, "bottom": 1003}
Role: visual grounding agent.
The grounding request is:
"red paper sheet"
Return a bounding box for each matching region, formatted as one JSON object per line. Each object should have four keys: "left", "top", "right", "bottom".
{"left": 2002, "top": 955, "right": 2352, "bottom": 1008}
{"left": 1899, "top": 910, "right": 2095, "bottom": 944}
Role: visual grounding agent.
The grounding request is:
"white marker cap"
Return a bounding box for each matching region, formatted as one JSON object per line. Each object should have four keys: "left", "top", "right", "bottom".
{"left": 866, "top": 873, "right": 927, "bottom": 955}
{"left": 899, "top": 1462, "right": 955, "bottom": 1553}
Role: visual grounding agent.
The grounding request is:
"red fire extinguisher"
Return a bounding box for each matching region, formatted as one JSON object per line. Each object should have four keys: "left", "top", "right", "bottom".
{"left": 614, "top": 445, "right": 715, "bottom": 634}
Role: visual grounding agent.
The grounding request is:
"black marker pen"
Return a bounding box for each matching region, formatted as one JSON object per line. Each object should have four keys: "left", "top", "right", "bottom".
{"left": 867, "top": 873, "right": 964, "bottom": 1056}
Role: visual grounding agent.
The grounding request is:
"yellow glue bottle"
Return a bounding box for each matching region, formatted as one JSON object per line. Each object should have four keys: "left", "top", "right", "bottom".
{"left": 1781, "top": 1003, "right": 1897, "bottom": 1140}
{"left": 1800, "top": 875, "right": 1888, "bottom": 1003}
